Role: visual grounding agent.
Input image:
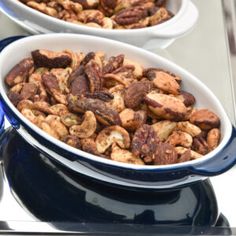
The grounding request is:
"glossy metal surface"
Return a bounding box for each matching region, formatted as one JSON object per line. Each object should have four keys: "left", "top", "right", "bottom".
{"left": 0, "top": 128, "right": 219, "bottom": 226}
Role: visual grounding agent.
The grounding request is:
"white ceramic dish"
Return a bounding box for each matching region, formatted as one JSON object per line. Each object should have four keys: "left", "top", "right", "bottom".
{"left": 0, "top": 34, "right": 235, "bottom": 189}
{"left": 0, "top": 0, "right": 198, "bottom": 49}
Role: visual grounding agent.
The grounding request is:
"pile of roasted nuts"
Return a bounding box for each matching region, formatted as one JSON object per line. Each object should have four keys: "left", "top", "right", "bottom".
{"left": 18, "top": 0, "right": 173, "bottom": 29}
{"left": 5, "top": 49, "right": 221, "bottom": 165}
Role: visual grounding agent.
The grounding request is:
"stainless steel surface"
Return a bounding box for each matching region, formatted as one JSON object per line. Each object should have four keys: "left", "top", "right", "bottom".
{"left": 0, "top": 0, "right": 236, "bottom": 228}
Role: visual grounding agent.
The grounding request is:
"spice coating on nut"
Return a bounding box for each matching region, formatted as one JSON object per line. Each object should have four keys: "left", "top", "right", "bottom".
{"left": 6, "top": 47, "right": 222, "bottom": 166}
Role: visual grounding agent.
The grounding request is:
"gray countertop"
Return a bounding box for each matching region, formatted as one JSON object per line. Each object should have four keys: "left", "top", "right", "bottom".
{"left": 1, "top": 0, "right": 236, "bottom": 227}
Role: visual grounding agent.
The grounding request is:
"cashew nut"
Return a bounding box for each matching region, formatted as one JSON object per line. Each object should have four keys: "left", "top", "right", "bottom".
{"left": 44, "top": 115, "right": 69, "bottom": 138}
{"left": 166, "top": 131, "right": 193, "bottom": 148}
{"left": 152, "top": 120, "right": 176, "bottom": 141}
{"left": 69, "top": 111, "right": 97, "bottom": 138}
{"left": 175, "top": 147, "right": 202, "bottom": 160}
{"left": 96, "top": 125, "right": 130, "bottom": 153}
{"left": 176, "top": 121, "right": 201, "bottom": 137}
{"left": 111, "top": 145, "right": 144, "bottom": 165}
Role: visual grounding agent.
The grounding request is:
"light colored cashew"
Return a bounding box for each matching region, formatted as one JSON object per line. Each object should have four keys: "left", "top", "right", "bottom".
{"left": 207, "top": 128, "right": 221, "bottom": 150}
{"left": 21, "top": 108, "right": 45, "bottom": 128}
{"left": 175, "top": 147, "right": 202, "bottom": 160}
{"left": 50, "top": 104, "right": 69, "bottom": 116}
{"left": 44, "top": 115, "right": 69, "bottom": 138}
{"left": 120, "top": 108, "right": 147, "bottom": 131}
{"left": 61, "top": 113, "right": 81, "bottom": 127}
{"left": 166, "top": 131, "right": 193, "bottom": 148}
{"left": 17, "top": 99, "right": 34, "bottom": 111}
{"left": 102, "top": 17, "right": 114, "bottom": 29}
{"left": 96, "top": 125, "right": 130, "bottom": 153}
{"left": 152, "top": 120, "right": 176, "bottom": 141}
{"left": 123, "top": 58, "right": 143, "bottom": 79}
{"left": 69, "top": 111, "right": 97, "bottom": 138}
{"left": 111, "top": 145, "right": 144, "bottom": 165}
{"left": 108, "top": 91, "right": 125, "bottom": 113}
{"left": 176, "top": 121, "right": 201, "bottom": 137}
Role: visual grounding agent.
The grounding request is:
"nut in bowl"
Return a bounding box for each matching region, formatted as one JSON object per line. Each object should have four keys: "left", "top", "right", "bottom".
{"left": 0, "top": 0, "right": 198, "bottom": 48}
{"left": 0, "top": 34, "right": 236, "bottom": 189}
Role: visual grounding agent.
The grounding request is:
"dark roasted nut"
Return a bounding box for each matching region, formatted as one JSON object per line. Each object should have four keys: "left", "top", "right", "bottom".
{"left": 31, "top": 49, "right": 72, "bottom": 69}
{"left": 61, "top": 135, "right": 81, "bottom": 148}
{"left": 207, "top": 128, "right": 221, "bottom": 150}
{"left": 155, "top": 0, "right": 167, "bottom": 7}
{"left": 189, "top": 109, "right": 220, "bottom": 130}
{"left": 113, "top": 6, "right": 148, "bottom": 25}
{"left": 73, "top": 97, "right": 121, "bottom": 125}
{"left": 7, "top": 91, "right": 22, "bottom": 106}
{"left": 85, "top": 91, "right": 114, "bottom": 102}
{"left": 124, "top": 81, "right": 153, "bottom": 109}
{"left": 120, "top": 108, "right": 147, "bottom": 131}
{"left": 5, "top": 58, "right": 34, "bottom": 87}
{"left": 103, "top": 54, "right": 124, "bottom": 74}
{"left": 96, "top": 125, "right": 130, "bottom": 153}
{"left": 177, "top": 149, "right": 191, "bottom": 163}
{"left": 69, "top": 66, "right": 90, "bottom": 96}
{"left": 85, "top": 60, "right": 102, "bottom": 93}
{"left": 42, "top": 72, "right": 67, "bottom": 104}
{"left": 80, "top": 52, "right": 95, "bottom": 66}
{"left": 99, "top": 0, "right": 117, "bottom": 16}
{"left": 176, "top": 91, "right": 196, "bottom": 107}
{"left": 81, "top": 138, "right": 100, "bottom": 155}
{"left": 20, "top": 82, "right": 38, "bottom": 100}
{"left": 131, "top": 124, "right": 159, "bottom": 159}
{"left": 154, "top": 143, "right": 178, "bottom": 165}
{"left": 192, "top": 136, "right": 209, "bottom": 155}
{"left": 144, "top": 91, "right": 187, "bottom": 121}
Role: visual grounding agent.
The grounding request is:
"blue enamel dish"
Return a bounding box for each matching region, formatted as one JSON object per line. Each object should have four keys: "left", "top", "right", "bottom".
{"left": 0, "top": 34, "right": 236, "bottom": 189}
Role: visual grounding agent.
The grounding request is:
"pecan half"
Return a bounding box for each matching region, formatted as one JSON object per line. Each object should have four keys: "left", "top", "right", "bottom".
{"left": 113, "top": 6, "right": 148, "bottom": 25}
{"left": 131, "top": 124, "right": 159, "bottom": 160}
{"left": 154, "top": 143, "right": 178, "bottom": 165}
{"left": 103, "top": 54, "right": 124, "bottom": 74}
{"left": 32, "top": 50, "right": 72, "bottom": 69}
{"left": 192, "top": 136, "right": 209, "bottom": 155}
{"left": 69, "top": 66, "right": 90, "bottom": 96}
{"left": 85, "top": 60, "right": 102, "bottom": 93}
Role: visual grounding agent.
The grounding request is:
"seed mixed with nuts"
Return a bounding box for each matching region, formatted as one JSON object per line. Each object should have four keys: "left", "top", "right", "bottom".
{"left": 18, "top": 0, "right": 173, "bottom": 29}
{"left": 5, "top": 48, "right": 221, "bottom": 165}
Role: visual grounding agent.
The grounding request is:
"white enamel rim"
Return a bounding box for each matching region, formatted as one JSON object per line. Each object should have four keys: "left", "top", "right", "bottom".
{"left": 0, "top": 34, "right": 232, "bottom": 171}
{"left": 7, "top": 0, "right": 187, "bottom": 35}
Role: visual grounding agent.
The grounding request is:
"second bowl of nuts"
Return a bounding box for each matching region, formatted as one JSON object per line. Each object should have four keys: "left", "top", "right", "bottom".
{"left": 0, "top": 0, "right": 198, "bottom": 49}
{"left": 0, "top": 34, "right": 236, "bottom": 189}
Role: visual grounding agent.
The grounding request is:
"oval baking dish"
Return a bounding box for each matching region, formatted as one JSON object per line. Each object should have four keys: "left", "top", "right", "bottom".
{"left": 0, "top": 34, "right": 235, "bottom": 189}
